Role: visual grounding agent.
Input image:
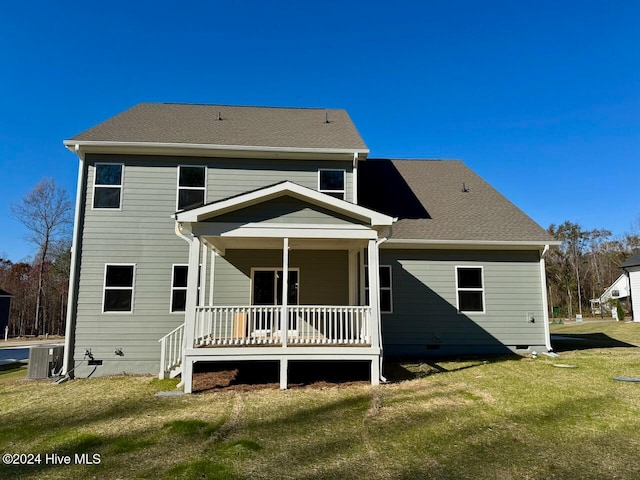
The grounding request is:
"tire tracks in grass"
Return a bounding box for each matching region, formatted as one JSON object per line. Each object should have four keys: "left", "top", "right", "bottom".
{"left": 211, "top": 391, "right": 244, "bottom": 442}
{"left": 362, "top": 387, "right": 392, "bottom": 479}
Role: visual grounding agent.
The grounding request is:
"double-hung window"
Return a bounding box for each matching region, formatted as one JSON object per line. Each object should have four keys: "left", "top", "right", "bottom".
{"left": 456, "top": 266, "right": 485, "bottom": 313}
{"left": 177, "top": 166, "right": 206, "bottom": 210}
{"left": 365, "top": 265, "right": 393, "bottom": 314}
{"left": 318, "top": 169, "right": 345, "bottom": 200}
{"left": 93, "top": 163, "right": 123, "bottom": 209}
{"left": 170, "top": 265, "right": 188, "bottom": 312}
{"left": 103, "top": 264, "right": 135, "bottom": 313}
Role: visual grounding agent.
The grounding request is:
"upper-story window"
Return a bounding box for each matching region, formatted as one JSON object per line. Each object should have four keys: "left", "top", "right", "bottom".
{"left": 318, "top": 169, "right": 345, "bottom": 200}
{"left": 93, "top": 163, "right": 123, "bottom": 209}
{"left": 177, "top": 166, "right": 206, "bottom": 210}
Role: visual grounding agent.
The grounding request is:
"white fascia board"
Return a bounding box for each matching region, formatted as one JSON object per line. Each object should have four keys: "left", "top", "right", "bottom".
{"left": 382, "top": 238, "right": 561, "bottom": 250}
{"left": 176, "top": 181, "right": 394, "bottom": 227}
{"left": 64, "top": 140, "right": 369, "bottom": 161}
{"left": 194, "top": 223, "right": 378, "bottom": 240}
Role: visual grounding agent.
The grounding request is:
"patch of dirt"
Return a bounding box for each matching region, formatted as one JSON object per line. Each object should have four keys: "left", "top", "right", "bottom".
{"left": 192, "top": 368, "right": 368, "bottom": 393}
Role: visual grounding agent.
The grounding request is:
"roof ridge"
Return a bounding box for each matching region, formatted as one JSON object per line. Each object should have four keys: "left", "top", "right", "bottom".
{"left": 141, "top": 102, "right": 344, "bottom": 111}
{"left": 368, "top": 158, "right": 463, "bottom": 162}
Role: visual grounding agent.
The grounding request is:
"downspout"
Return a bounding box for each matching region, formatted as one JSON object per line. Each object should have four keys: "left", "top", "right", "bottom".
{"left": 352, "top": 152, "right": 358, "bottom": 204}
{"left": 375, "top": 219, "right": 396, "bottom": 383}
{"left": 174, "top": 220, "right": 192, "bottom": 388}
{"left": 62, "top": 145, "right": 87, "bottom": 377}
{"left": 540, "top": 245, "right": 552, "bottom": 352}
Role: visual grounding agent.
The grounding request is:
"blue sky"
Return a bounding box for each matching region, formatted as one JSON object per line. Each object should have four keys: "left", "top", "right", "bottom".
{"left": 1, "top": 1, "right": 638, "bottom": 261}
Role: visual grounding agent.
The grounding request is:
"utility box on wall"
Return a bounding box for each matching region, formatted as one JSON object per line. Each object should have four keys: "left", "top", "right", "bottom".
{"left": 27, "top": 345, "right": 64, "bottom": 379}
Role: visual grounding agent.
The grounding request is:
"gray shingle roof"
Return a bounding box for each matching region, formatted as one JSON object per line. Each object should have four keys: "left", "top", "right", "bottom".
{"left": 359, "top": 159, "right": 555, "bottom": 243}
{"left": 68, "top": 103, "right": 368, "bottom": 151}
{"left": 621, "top": 252, "right": 640, "bottom": 268}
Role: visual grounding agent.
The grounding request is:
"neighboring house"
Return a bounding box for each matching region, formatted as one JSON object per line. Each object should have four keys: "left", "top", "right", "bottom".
{"left": 621, "top": 252, "right": 640, "bottom": 322}
{"left": 62, "top": 103, "right": 558, "bottom": 392}
{"left": 598, "top": 274, "right": 630, "bottom": 316}
{"left": 0, "top": 289, "right": 12, "bottom": 336}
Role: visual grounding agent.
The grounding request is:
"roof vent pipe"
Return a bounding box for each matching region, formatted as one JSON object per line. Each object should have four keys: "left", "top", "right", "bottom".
{"left": 217, "top": 111, "right": 223, "bottom": 121}
{"left": 325, "top": 111, "right": 330, "bottom": 123}
{"left": 462, "top": 182, "right": 469, "bottom": 192}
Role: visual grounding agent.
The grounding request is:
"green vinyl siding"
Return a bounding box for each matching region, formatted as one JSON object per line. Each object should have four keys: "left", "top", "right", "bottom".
{"left": 380, "top": 249, "right": 546, "bottom": 355}
{"left": 207, "top": 158, "right": 353, "bottom": 203}
{"left": 72, "top": 153, "right": 353, "bottom": 376}
{"left": 209, "top": 196, "right": 362, "bottom": 225}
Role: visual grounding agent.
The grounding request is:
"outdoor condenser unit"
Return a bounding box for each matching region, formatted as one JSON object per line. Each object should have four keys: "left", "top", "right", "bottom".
{"left": 27, "top": 345, "right": 64, "bottom": 379}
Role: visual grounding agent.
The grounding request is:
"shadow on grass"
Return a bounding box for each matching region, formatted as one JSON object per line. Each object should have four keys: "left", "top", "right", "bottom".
{"left": 384, "top": 355, "right": 521, "bottom": 383}
{"left": 0, "top": 361, "right": 27, "bottom": 374}
{"left": 551, "top": 333, "right": 638, "bottom": 352}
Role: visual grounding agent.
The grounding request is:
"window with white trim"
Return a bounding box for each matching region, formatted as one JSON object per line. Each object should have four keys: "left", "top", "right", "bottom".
{"left": 103, "top": 264, "right": 135, "bottom": 313}
{"left": 93, "top": 163, "right": 123, "bottom": 209}
{"left": 365, "top": 265, "right": 393, "bottom": 314}
{"left": 318, "top": 169, "right": 345, "bottom": 199}
{"left": 456, "top": 266, "right": 485, "bottom": 313}
{"left": 177, "top": 166, "right": 206, "bottom": 210}
{"left": 170, "top": 265, "right": 188, "bottom": 312}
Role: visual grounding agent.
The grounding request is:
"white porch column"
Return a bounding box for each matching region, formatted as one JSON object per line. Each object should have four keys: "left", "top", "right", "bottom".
{"left": 348, "top": 249, "right": 358, "bottom": 306}
{"left": 183, "top": 236, "right": 201, "bottom": 394}
{"left": 367, "top": 239, "right": 381, "bottom": 349}
{"left": 208, "top": 251, "right": 217, "bottom": 306}
{"left": 281, "top": 237, "right": 289, "bottom": 348}
{"left": 280, "top": 357, "right": 288, "bottom": 390}
{"left": 199, "top": 242, "right": 207, "bottom": 306}
{"left": 359, "top": 248, "right": 366, "bottom": 306}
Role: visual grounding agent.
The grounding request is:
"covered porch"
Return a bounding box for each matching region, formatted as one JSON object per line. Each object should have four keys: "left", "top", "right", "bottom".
{"left": 161, "top": 182, "right": 394, "bottom": 392}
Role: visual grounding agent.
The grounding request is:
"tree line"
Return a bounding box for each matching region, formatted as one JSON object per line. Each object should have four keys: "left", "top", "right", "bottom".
{"left": 1, "top": 179, "right": 72, "bottom": 336}
{"left": 546, "top": 221, "right": 640, "bottom": 318}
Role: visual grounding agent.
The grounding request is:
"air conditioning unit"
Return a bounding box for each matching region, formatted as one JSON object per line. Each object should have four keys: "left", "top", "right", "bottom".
{"left": 27, "top": 345, "right": 64, "bottom": 379}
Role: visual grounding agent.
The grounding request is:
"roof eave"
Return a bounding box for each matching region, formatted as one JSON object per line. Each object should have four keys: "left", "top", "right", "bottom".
{"left": 63, "top": 140, "right": 369, "bottom": 161}
{"left": 382, "top": 238, "right": 560, "bottom": 250}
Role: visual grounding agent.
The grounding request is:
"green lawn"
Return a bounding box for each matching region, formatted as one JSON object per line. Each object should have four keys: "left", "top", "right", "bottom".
{"left": 1, "top": 321, "right": 640, "bottom": 479}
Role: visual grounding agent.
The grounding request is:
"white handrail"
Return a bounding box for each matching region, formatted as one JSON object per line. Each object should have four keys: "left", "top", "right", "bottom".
{"left": 158, "top": 323, "right": 185, "bottom": 379}
{"left": 193, "top": 306, "right": 371, "bottom": 347}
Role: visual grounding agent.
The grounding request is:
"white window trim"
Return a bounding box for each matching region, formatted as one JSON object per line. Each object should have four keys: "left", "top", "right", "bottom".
{"left": 170, "top": 264, "right": 188, "bottom": 314}
{"left": 318, "top": 168, "right": 346, "bottom": 200}
{"left": 249, "top": 267, "right": 301, "bottom": 305}
{"left": 102, "top": 263, "right": 136, "bottom": 314}
{"left": 176, "top": 165, "right": 207, "bottom": 210}
{"left": 92, "top": 163, "right": 124, "bottom": 210}
{"left": 455, "top": 265, "right": 486, "bottom": 314}
{"left": 365, "top": 265, "right": 393, "bottom": 314}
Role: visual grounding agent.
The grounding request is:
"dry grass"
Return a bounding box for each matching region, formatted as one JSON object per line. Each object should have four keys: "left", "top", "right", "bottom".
{"left": 1, "top": 321, "right": 639, "bottom": 479}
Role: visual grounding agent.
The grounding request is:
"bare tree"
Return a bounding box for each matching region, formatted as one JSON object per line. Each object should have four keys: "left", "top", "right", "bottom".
{"left": 11, "top": 178, "right": 72, "bottom": 335}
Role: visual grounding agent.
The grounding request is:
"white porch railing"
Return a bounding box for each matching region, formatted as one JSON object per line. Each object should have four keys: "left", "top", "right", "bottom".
{"left": 158, "top": 323, "right": 185, "bottom": 379}
{"left": 193, "top": 306, "right": 372, "bottom": 347}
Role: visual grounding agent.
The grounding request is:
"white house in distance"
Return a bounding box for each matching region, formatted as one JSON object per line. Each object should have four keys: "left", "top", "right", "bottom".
{"left": 598, "top": 274, "right": 630, "bottom": 317}
{"left": 62, "top": 102, "right": 559, "bottom": 392}
{"left": 621, "top": 252, "right": 640, "bottom": 322}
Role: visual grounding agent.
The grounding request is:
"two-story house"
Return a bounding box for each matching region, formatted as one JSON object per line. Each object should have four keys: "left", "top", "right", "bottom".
{"left": 62, "top": 103, "right": 557, "bottom": 392}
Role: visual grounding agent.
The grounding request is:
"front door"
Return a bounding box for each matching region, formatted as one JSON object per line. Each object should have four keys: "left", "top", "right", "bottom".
{"left": 252, "top": 269, "right": 299, "bottom": 332}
